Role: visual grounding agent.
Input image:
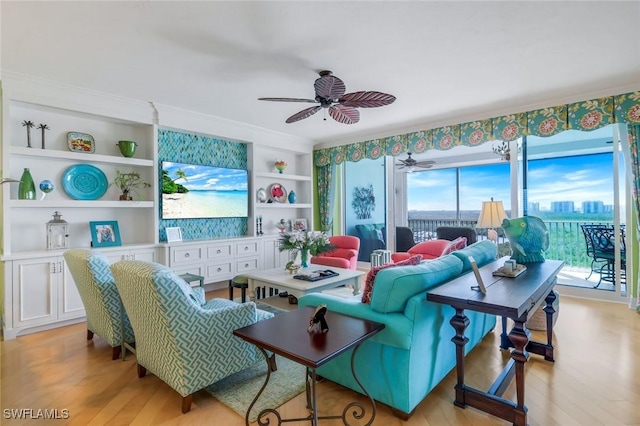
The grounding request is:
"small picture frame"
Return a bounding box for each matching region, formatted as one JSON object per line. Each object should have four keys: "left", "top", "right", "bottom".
{"left": 166, "top": 227, "right": 183, "bottom": 243}
{"left": 293, "top": 218, "right": 307, "bottom": 232}
{"left": 89, "top": 221, "right": 121, "bottom": 247}
{"left": 469, "top": 256, "right": 487, "bottom": 294}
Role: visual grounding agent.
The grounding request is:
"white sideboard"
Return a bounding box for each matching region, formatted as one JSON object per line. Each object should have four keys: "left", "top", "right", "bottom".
{"left": 164, "top": 235, "right": 293, "bottom": 288}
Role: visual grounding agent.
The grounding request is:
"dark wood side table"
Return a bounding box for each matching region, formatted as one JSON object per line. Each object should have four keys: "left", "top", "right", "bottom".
{"left": 233, "top": 306, "right": 385, "bottom": 426}
{"left": 427, "top": 257, "right": 563, "bottom": 426}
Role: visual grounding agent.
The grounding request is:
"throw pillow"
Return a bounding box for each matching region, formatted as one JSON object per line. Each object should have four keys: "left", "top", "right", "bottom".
{"left": 441, "top": 236, "right": 467, "bottom": 256}
{"left": 361, "top": 254, "right": 423, "bottom": 304}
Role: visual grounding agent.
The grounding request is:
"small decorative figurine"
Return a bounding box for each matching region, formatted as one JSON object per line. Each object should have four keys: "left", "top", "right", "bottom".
{"left": 22, "top": 120, "right": 35, "bottom": 148}
{"left": 307, "top": 304, "right": 329, "bottom": 334}
{"left": 274, "top": 160, "right": 287, "bottom": 174}
{"left": 39, "top": 180, "right": 54, "bottom": 200}
{"left": 502, "top": 216, "right": 549, "bottom": 263}
{"left": 38, "top": 123, "right": 50, "bottom": 149}
{"left": 276, "top": 218, "right": 287, "bottom": 233}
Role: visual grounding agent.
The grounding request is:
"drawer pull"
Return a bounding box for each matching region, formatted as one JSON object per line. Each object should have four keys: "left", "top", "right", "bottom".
{"left": 185, "top": 253, "right": 190, "bottom": 258}
{"left": 217, "top": 267, "right": 222, "bottom": 272}
{"left": 244, "top": 246, "right": 249, "bottom": 251}
{"left": 216, "top": 249, "right": 221, "bottom": 254}
{"left": 245, "top": 263, "right": 249, "bottom": 268}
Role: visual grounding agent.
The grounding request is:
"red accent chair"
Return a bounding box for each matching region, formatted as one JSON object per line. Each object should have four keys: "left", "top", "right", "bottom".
{"left": 390, "top": 239, "right": 451, "bottom": 263}
{"left": 310, "top": 235, "right": 360, "bottom": 270}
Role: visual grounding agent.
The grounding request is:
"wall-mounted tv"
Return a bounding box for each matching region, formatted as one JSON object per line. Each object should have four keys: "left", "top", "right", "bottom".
{"left": 161, "top": 161, "right": 248, "bottom": 219}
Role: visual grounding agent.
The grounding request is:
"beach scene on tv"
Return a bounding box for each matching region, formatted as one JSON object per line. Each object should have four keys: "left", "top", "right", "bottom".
{"left": 162, "top": 161, "right": 248, "bottom": 219}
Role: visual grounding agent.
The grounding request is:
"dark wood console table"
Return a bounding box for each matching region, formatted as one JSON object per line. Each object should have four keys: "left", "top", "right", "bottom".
{"left": 234, "top": 306, "right": 385, "bottom": 426}
{"left": 427, "top": 257, "right": 563, "bottom": 426}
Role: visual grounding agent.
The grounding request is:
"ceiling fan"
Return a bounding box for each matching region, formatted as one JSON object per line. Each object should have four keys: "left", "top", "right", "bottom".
{"left": 396, "top": 153, "right": 435, "bottom": 172}
{"left": 258, "top": 70, "right": 396, "bottom": 124}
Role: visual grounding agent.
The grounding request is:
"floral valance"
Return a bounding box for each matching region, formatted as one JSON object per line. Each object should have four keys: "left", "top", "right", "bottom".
{"left": 314, "top": 91, "right": 640, "bottom": 166}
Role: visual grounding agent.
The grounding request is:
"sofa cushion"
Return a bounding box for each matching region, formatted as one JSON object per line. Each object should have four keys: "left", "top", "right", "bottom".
{"left": 361, "top": 255, "right": 422, "bottom": 304}
{"left": 441, "top": 236, "right": 467, "bottom": 256}
{"left": 451, "top": 240, "right": 498, "bottom": 271}
{"left": 356, "top": 223, "right": 385, "bottom": 240}
{"left": 370, "top": 255, "right": 464, "bottom": 313}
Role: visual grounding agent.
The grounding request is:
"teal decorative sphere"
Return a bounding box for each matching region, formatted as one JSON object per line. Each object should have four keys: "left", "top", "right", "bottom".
{"left": 39, "top": 180, "right": 54, "bottom": 194}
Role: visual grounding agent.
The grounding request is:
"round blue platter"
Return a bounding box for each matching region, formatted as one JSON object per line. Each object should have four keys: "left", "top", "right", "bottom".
{"left": 61, "top": 164, "right": 108, "bottom": 200}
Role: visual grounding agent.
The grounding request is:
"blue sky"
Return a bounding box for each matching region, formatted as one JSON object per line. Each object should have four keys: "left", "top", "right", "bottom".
{"left": 162, "top": 161, "right": 247, "bottom": 191}
{"left": 407, "top": 152, "right": 618, "bottom": 211}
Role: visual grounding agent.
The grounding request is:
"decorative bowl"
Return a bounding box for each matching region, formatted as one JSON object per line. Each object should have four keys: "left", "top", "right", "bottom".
{"left": 117, "top": 140, "right": 138, "bottom": 158}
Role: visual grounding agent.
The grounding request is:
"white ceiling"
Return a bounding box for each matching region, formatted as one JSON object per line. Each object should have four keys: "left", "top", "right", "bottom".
{"left": 2, "top": 1, "right": 639, "bottom": 149}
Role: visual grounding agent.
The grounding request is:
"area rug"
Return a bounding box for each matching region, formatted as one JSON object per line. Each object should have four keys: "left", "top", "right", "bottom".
{"left": 255, "top": 301, "right": 287, "bottom": 316}
{"left": 206, "top": 355, "right": 306, "bottom": 422}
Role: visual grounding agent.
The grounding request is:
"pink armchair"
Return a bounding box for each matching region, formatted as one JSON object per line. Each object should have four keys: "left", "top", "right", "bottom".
{"left": 310, "top": 235, "right": 360, "bottom": 270}
{"left": 390, "top": 239, "right": 451, "bottom": 263}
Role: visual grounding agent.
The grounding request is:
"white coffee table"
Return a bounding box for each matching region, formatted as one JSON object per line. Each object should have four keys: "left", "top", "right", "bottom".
{"left": 243, "top": 265, "right": 364, "bottom": 303}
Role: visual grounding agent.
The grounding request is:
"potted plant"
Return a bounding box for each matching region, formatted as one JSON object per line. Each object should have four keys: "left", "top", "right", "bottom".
{"left": 111, "top": 170, "right": 151, "bottom": 200}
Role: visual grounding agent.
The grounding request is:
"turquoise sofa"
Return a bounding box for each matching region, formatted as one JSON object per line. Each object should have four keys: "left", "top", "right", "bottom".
{"left": 298, "top": 240, "right": 498, "bottom": 418}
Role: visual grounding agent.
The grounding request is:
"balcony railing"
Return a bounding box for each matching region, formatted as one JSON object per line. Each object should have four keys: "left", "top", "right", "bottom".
{"left": 406, "top": 218, "right": 616, "bottom": 269}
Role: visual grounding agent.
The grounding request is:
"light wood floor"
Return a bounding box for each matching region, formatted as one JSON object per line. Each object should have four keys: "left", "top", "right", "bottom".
{"left": 2, "top": 290, "right": 639, "bottom": 425}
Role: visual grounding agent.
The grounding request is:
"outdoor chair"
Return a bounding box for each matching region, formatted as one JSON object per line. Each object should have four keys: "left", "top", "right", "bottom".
{"left": 395, "top": 226, "right": 416, "bottom": 252}
{"left": 436, "top": 226, "right": 478, "bottom": 244}
{"left": 63, "top": 249, "right": 135, "bottom": 360}
{"left": 110, "top": 260, "right": 275, "bottom": 413}
{"left": 581, "top": 225, "right": 626, "bottom": 288}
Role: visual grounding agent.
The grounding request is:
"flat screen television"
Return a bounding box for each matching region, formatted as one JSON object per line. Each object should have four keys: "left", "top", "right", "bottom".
{"left": 161, "top": 161, "right": 248, "bottom": 219}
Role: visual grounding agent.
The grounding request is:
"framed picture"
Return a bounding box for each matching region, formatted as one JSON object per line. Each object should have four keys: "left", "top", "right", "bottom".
{"left": 166, "top": 227, "right": 183, "bottom": 243}
{"left": 293, "top": 218, "right": 307, "bottom": 232}
{"left": 469, "top": 256, "right": 487, "bottom": 294}
{"left": 89, "top": 221, "right": 121, "bottom": 247}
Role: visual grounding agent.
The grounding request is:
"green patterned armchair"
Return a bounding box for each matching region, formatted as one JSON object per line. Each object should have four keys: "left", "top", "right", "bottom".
{"left": 110, "top": 260, "right": 274, "bottom": 413}
{"left": 63, "top": 249, "right": 135, "bottom": 360}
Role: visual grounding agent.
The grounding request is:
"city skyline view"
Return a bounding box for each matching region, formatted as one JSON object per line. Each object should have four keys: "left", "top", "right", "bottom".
{"left": 407, "top": 152, "right": 621, "bottom": 215}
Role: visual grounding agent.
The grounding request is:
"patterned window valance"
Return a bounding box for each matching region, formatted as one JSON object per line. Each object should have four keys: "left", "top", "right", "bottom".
{"left": 314, "top": 91, "right": 640, "bottom": 166}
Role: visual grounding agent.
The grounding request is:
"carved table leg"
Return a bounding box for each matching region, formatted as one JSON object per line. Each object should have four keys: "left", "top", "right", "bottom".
{"left": 542, "top": 290, "right": 557, "bottom": 361}
{"left": 508, "top": 318, "right": 530, "bottom": 426}
{"left": 450, "top": 307, "right": 470, "bottom": 407}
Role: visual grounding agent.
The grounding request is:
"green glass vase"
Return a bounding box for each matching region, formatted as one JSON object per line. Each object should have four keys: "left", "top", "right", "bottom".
{"left": 18, "top": 168, "right": 36, "bottom": 200}
{"left": 300, "top": 249, "right": 309, "bottom": 268}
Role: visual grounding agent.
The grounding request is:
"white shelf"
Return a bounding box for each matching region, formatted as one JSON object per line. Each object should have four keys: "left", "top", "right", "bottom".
{"left": 254, "top": 171, "right": 311, "bottom": 181}
{"left": 10, "top": 146, "right": 154, "bottom": 167}
{"left": 256, "top": 203, "right": 312, "bottom": 209}
{"left": 10, "top": 200, "right": 154, "bottom": 208}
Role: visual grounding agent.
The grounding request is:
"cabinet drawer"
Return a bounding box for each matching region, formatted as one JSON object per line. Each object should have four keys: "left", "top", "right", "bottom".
{"left": 207, "top": 243, "right": 232, "bottom": 261}
{"left": 206, "top": 262, "right": 232, "bottom": 280}
{"left": 235, "top": 241, "right": 259, "bottom": 256}
{"left": 236, "top": 257, "right": 259, "bottom": 273}
{"left": 171, "top": 247, "right": 203, "bottom": 265}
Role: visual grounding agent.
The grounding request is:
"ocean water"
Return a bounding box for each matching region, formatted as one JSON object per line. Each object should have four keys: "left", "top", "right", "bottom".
{"left": 163, "top": 190, "right": 248, "bottom": 219}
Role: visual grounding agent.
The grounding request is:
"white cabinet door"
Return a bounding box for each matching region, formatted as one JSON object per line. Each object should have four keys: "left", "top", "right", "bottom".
{"left": 262, "top": 237, "right": 290, "bottom": 269}
{"left": 129, "top": 248, "right": 158, "bottom": 262}
{"left": 12, "top": 257, "right": 57, "bottom": 327}
{"left": 58, "top": 260, "right": 85, "bottom": 320}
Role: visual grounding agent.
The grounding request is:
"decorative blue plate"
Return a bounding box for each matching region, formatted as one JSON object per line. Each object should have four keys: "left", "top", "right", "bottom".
{"left": 61, "top": 164, "right": 108, "bottom": 200}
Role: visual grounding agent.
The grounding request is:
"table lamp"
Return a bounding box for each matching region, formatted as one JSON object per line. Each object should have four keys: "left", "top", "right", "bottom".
{"left": 476, "top": 198, "right": 508, "bottom": 243}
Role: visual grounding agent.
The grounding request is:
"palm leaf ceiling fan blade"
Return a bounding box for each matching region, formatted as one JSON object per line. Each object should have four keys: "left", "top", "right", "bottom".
{"left": 258, "top": 97, "right": 317, "bottom": 103}
{"left": 329, "top": 104, "right": 359, "bottom": 124}
{"left": 314, "top": 72, "right": 346, "bottom": 100}
{"left": 339, "top": 91, "right": 396, "bottom": 108}
{"left": 258, "top": 70, "right": 395, "bottom": 124}
{"left": 285, "top": 105, "right": 322, "bottom": 123}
